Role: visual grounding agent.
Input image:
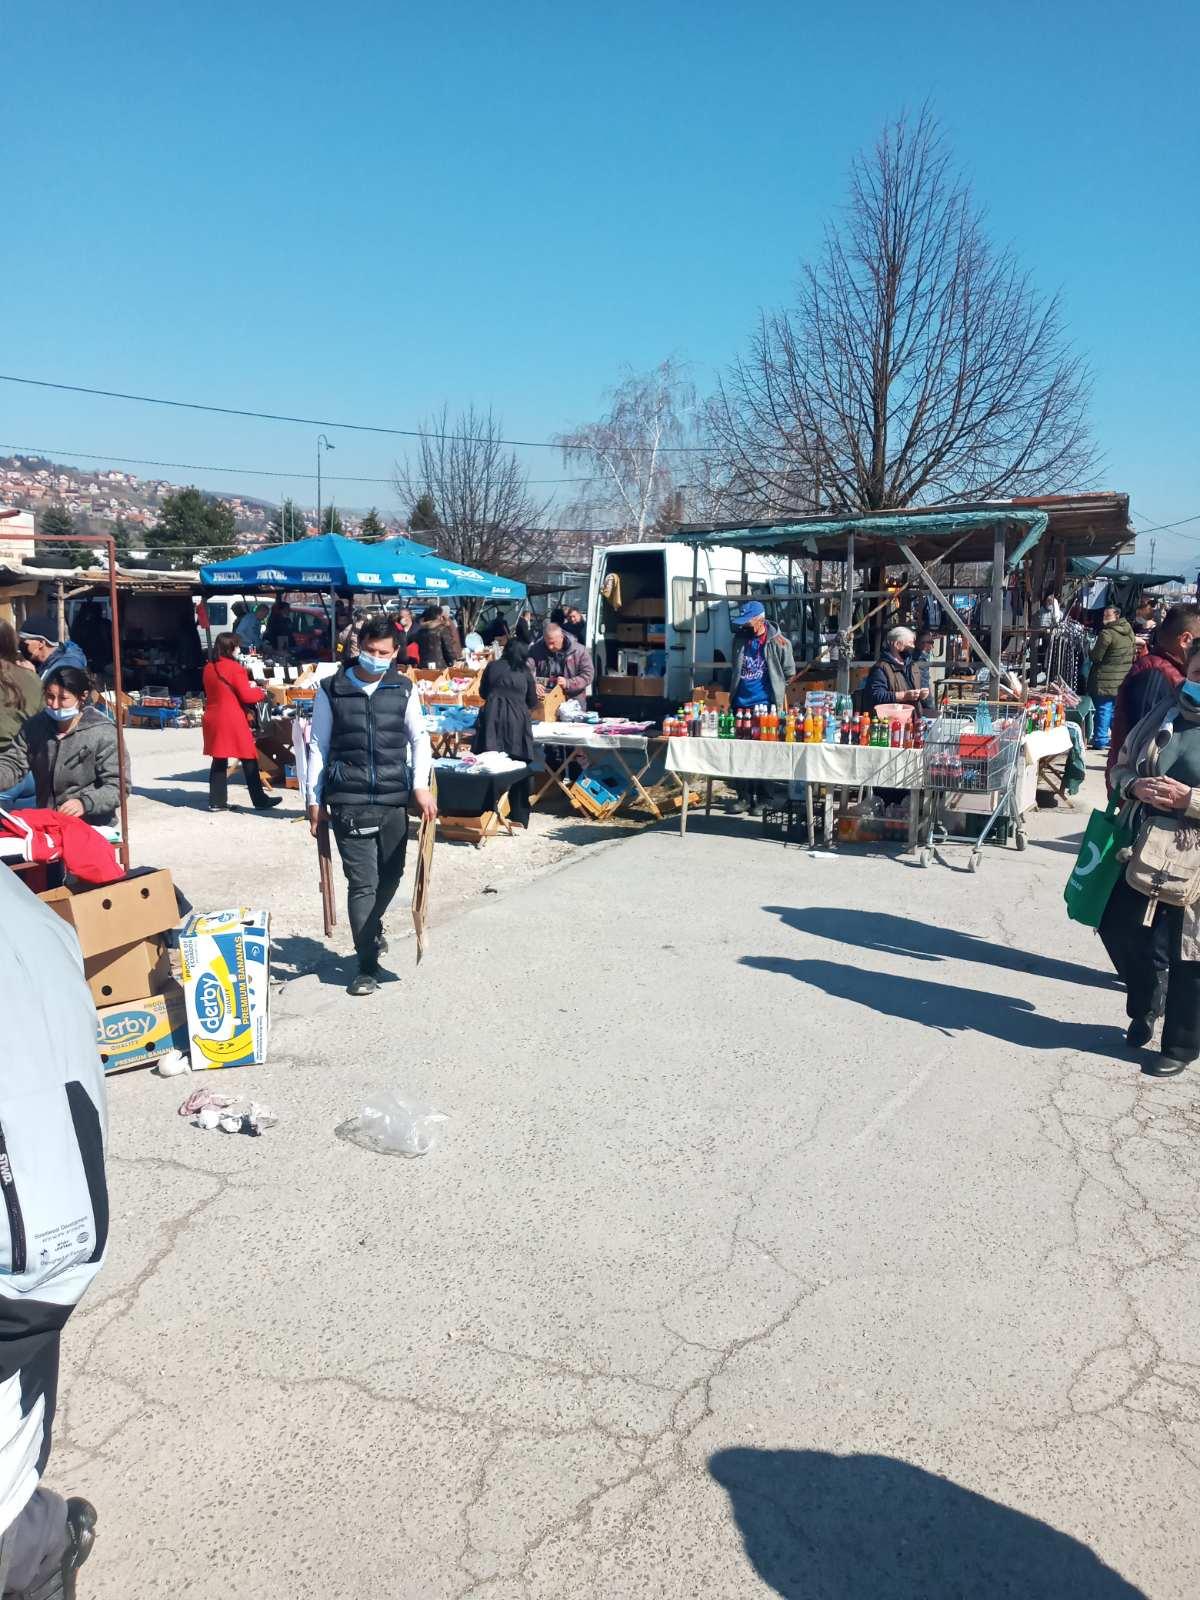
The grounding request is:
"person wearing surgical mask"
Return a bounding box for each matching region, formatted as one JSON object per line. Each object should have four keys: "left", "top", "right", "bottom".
{"left": 306, "top": 614, "right": 436, "bottom": 996}
{"left": 1104, "top": 645, "right": 1200, "bottom": 1074}
{"left": 0, "top": 665, "right": 123, "bottom": 824}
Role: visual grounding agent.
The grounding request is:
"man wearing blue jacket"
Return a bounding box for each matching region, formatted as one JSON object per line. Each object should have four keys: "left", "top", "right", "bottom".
{"left": 17, "top": 619, "right": 88, "bottom": 682}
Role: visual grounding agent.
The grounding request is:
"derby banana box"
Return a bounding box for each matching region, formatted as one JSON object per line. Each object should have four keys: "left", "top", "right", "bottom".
{"left": 179, "top": 908, "right": 271, "bottom": 1069}
{"left": 95, "top": 987, "right": 189, "bottom": 1073}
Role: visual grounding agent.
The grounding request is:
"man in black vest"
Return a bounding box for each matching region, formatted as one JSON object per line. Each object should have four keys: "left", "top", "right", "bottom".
{"left": 863, "top": 626, "right": 930, "bottom": 715}
{"left": 306, "top": 614, "right": 436, "bottom": 995}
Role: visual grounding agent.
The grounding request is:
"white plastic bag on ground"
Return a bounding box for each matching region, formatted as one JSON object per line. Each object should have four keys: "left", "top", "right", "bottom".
{"left": 338, "top": 1092, "right": 448, "bottom": 1158}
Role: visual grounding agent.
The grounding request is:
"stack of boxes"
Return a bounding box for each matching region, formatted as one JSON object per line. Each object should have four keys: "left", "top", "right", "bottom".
{"left": 40, "top": 870, "right": 190, "bottom": 1073}
{"left": 599, "top": 597, "right": 667, "bottom": 697}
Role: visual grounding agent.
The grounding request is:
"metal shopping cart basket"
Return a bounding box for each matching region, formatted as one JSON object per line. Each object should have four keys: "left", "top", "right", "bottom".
{"left": 918, "top": 703, "right": 1027, "bottom": 871}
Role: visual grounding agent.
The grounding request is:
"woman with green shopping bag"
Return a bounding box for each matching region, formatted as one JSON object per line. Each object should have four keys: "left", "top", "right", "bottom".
{"left": 1100, "top": 647, "right": 1200, "bottom": 1073}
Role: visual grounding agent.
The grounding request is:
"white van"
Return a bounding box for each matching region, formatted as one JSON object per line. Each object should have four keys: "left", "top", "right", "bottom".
{"left": 585, "top": 540, "right": 803, "bottom": 712}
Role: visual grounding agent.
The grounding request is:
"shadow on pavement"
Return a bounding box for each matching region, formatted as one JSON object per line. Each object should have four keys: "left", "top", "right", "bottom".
{"left": 130, "top": 784, "right": 213, "bottom": 812}
{"left": 709, "top": 1448, "right": 1147, "bottom": 1599}
{"left": 762, "top": 906, "right": 1117, "bottom": 990}
{"left": 740, "top": 955, "right": 1123, "bottom": 1053}
{"left": 272, "top": 934, "right": 349, "bottom": 987}
{"left": 1031, "top": 833, "right": 1086, "bottom": 856}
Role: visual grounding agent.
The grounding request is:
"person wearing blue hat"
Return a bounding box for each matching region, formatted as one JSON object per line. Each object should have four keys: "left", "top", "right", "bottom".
{"left": 727, "top": 600, "right": 795, "bottom": 815}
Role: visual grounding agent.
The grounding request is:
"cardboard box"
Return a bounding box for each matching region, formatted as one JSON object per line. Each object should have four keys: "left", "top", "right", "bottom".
{"left": 697, "top": 686, "right": 731, "bottom": 711}
{"left": 617, "top": 649, "right": 648, "bottom": 676}
{"left": 39, "top": 871, "right": 178, "bottom": 958}
{"left": 614, "top": 622, "right": 646, "bottom": 643}
{"left": 597, "top": 676, "right": 638, "bottom": 696}
{"left": 533, "top": 685, "right": 565, "bottom": 723}
{"left": 85, "top": 936, "right": 172, "bottom": 1008}
{"left": 619, "top": 597, "right": 664, "bottom": 620}
{"left": 179, "top": 908, "right": 271, "bottom": 1069}
{"left": 632, "top": 677, "right": 666, "bottom": 697}
{"left": 95, "top": 986, "right": 189, "bottom": 1073}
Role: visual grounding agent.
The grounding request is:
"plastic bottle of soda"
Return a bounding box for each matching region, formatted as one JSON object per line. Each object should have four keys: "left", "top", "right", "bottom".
{"left": 858, "top": 712, "right": 870, "bottom": 746}
{"left": 890, "top": 718, "right": 902, "bottom": 749}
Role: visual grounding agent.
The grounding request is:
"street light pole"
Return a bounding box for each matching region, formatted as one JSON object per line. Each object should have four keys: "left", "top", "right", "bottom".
{"left": 316, "top": 433, "right": 334, "bottom": 535}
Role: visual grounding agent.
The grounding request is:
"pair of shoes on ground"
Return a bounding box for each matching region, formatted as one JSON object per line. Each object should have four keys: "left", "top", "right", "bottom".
{"left": 208, "top": 797, "right": 283, "bottom": 812}
{"left": 1125, "top": 1018, "right": 1194, "bottom": 1075}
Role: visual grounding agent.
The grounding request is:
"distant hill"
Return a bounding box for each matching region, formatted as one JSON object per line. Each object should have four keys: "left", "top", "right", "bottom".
{"left": 0, "top": 453, "right": 400, "bottom": 542}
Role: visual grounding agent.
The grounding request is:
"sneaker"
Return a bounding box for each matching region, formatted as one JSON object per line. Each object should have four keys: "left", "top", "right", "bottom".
{"left": 347, "top": 969, "right": 379, "bottom": 997}
{"left": 17, "top": 1497, "right": 98, "bottom": 1600}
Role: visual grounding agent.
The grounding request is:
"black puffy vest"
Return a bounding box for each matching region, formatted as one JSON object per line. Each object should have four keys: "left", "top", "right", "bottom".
{"left": 321, "top": 665, "right": 413, "bottom": 808}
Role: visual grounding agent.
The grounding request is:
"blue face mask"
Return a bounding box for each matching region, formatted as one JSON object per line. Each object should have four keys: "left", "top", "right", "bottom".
{"left": 46, "top": 703, "right": 79, "bottom": 722}
{"left": 1180, "top": 681, "right": 1200, "bottom": 709}
{"left": 357, "top": 652, "right": 392, "bottom": 676}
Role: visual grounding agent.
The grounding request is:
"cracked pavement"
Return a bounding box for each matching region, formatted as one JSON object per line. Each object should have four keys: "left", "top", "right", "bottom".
{"left": 56, "top": 760, "right": 1199, "bottom": 1596}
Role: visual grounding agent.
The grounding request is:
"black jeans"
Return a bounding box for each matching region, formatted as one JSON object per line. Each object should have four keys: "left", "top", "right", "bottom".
{"left": 1100, "top": 877, "right": 1200, "bottom": 1059}
{"left": 507, "top": 776, "right": 531, "bottom": 826}
{"left": 209, "top": 758, "right": 271, "bottom": 808}
{"left": 330, "top": 804, "right": 408, "bottom": 970}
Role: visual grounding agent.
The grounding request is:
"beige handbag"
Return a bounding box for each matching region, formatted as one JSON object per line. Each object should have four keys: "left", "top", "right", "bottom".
{"left": 1124, "top": 815, "right": 1200, "bottom": 912}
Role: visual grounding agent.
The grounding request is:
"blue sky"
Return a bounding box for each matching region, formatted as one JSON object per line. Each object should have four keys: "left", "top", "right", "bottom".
{"left": 4, "top": 0, "right": 1198, "bottom": 566}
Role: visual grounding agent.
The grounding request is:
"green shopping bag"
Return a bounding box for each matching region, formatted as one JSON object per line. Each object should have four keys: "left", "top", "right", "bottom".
{"left": 1064, "top": 795, "right": 1133, "bottom": 927}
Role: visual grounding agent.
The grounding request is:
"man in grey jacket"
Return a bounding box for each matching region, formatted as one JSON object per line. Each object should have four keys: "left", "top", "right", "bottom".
{"left": 529, "top": 621, "right": 594, "bottom": 706}
{"left": 0, "top": 869, "right": 107, "bottom": 1598}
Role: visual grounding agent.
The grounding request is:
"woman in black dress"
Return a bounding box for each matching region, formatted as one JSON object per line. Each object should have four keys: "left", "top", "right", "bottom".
{"left": 473, "top": 639, "right": 538, "bottom": 827}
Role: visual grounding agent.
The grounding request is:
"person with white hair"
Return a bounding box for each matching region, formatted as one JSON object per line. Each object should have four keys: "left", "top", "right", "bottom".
{"left": 863, "top": 625, "right": 930, "bottom": 713}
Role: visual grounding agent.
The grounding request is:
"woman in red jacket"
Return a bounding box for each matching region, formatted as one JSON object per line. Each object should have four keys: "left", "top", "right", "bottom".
{"left": 202, "top": 633, "right": 282, "bottom": 812}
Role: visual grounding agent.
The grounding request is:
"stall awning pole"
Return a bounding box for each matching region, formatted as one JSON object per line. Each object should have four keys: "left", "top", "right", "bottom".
{"left": 837, "top": 528, "right": 854, "bottom": 695}
{"left": 895, "top": 539, "right": 1001, "bottom": 680}
{"left": 990, "top": 524, "right": 1005, "bottom": 697}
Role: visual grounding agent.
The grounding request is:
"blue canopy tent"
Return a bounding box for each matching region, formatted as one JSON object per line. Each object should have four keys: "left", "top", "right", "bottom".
{"left": 198, "top": 533, "right": 525, "bottom": 600}
{"left": 199, "top": 533, "right": 525, "bottom": 659}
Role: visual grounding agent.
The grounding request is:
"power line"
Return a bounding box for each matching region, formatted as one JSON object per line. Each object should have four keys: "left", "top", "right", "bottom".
{"left": 0, "top": 444, "right": 591, "bottom": 488}
{"left": 1131, "top": 511, "right": 1200, "bottom": 536}
{"left": 0, "top": 372, "right": 711, "bottom": 454}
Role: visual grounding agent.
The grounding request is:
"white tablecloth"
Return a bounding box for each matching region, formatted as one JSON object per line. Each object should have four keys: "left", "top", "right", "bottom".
{"left": 533, "top": 725, "right": 655, "bottom": 753}
{"left": 665, "top": 737, "right": 924, "bottom": 788}
{"left": 1016, "top": 723, "right": 1074, "bottom": 813}
{"left": 1022, "top": 726, "right": 1073, "bottom": 765}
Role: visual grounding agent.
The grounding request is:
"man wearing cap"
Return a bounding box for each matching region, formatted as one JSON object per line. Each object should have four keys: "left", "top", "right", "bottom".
{"left": 727, "top": 601, "right": 795, "bottom": 815}
{"left": 17, "top": 618, "right": 87, "bottom": 681}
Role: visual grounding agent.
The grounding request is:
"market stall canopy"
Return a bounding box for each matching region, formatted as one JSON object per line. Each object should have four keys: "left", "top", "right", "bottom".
{"left": 198, "top": 533, "right": 526, "bottom": 599}
{"left": 676, "top": 493, "right": 1132, "bottom": 571}
{"left": 1068, "top": 556, "right": 1184, "bottom": 587}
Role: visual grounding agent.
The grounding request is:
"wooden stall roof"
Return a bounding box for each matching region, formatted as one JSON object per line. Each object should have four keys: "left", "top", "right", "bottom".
{"left": 676, "top": 492, "right": 1133, "bottom": 569}
{"left": 0, "top": 563, "right": 200, "bottom": 594}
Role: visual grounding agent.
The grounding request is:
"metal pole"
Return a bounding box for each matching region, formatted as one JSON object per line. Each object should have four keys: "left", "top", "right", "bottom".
{"left": 316, "top": 446, "right": 321, "bottom": 541}
{"left": 837, "top": 529, "right": 854, "bottom": 695}
{"left": 990, "top": 524, "right": 1005, "bottom": 697}
{"left": 105, "top": 536, "right": 131, "bottom": 870}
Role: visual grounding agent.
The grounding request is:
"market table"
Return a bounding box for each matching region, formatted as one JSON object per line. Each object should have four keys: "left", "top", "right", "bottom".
{"left": 1019, "top": 724, "right": 1075, "bottom": 812}
{"left": 664, "top": 737, "right": 925, "bottom": 846}
{"left": 433, "top": 763, "right": 528, "bottom": 847}
{"left": 530, "top": 725, "right": 668, "bottom": 820}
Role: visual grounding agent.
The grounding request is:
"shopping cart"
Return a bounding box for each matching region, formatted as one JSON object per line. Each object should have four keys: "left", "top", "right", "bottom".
{"left": 918, "top": 702, "right": 1027, "bottom": 871}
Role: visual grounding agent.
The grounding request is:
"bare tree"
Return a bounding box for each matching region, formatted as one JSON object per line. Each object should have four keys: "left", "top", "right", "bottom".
{"left": 556, "top": 359, "right": 695, "bottom": 541}
{"left": 393, "top": 405, "right": 556, "bottom": 588}
{"left": 710, "top": 106, "right": 1096, "bottom": 515}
